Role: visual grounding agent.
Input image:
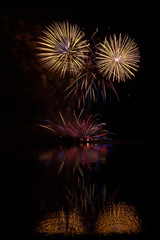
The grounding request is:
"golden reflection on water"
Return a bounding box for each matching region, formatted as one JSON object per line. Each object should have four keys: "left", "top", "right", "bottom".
{"left": 36, "top": 208, "right": 86, "bottom": 235}
{"left": 37, "top": 146, "right": 142, "bottom": 236}
{"left": 36, "top": 203, "right": 142, "bottom": 236}
{"left": 96, "top": 202, "right": 142, "bottom": 235}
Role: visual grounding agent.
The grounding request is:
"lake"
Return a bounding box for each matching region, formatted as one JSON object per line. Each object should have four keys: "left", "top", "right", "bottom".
{"left": 3, "top": 139, "right": 157, "bottom": 239}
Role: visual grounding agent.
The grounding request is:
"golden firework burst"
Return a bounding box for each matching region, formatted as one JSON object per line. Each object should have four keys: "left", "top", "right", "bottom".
{"left": 37, "top": 21, "right": 89, "bottom": 77}
{"left": 95, "top": 34, "right": 140, "bottom": 82}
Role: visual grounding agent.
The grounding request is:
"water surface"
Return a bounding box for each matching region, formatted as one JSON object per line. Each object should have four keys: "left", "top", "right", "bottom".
{"left": 4, "top": 141, "right": 157, "bottom": 239}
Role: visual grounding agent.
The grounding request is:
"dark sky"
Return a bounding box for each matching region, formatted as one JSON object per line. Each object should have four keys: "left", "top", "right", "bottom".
{"left": 1, "top": 1, "right": 154, "bottom": 32}
{"left": 0, "top": 0, "right": 158, "bottom": 141}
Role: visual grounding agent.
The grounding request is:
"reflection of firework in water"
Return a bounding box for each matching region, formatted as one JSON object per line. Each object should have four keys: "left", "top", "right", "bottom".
{"left": 39, "top": 144, "right": 109, "bottom": 173}
{"left": 36, "top": 204, "right": 142, "bottom": 236}
{"left": 58, "top": 144, "right": 108, "bottom": 173}
{"left": 39, "top": 109, "right": 110, "bottom": 140}
{"left": 96, "top": 202, "right": 142, "bottom": 235}
{"left": 96, "top": 34, "right": 140, "bottom": 82}
{"left": 36, "top": 208, "right": 86, "bottom": 236}
{"left": 36, "top": 203, "right": 142, "bottom": 236}
{"left": 37, "top": 21, "right": 89, "bottom": 77}
{"left": 37, "top": 146, "right": 142, "bottom": 235}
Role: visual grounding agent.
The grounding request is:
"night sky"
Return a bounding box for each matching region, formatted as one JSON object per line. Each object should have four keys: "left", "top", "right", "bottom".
{"left": 0, "top": 0, "right": 158, "bottom": 143}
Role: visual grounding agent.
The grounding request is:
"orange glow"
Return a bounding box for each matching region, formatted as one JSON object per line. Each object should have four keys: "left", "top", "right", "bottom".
{"left": 95, "top": 202, "right": 142, "bottom": 235}
{"left": 36, "top": 208, "right": 86, "bottom": 236}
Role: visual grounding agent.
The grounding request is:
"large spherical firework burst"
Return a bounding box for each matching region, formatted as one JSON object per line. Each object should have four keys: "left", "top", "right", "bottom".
{"left": 37, "top": 21, "right": 89, "bottom": 77}
{"left": 95, "top": 34, "right": 140, "bottom": 82}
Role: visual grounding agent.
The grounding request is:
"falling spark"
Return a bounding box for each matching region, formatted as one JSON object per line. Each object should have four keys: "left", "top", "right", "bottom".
{"left": 65, "top": 58, "right": 98, "bottom": 107}
{"left": 65, "top": 57, "right": 119, "bottom": 107}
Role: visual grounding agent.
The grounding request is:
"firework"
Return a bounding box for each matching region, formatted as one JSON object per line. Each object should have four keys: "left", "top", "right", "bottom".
{"left": 58, "top": 109, "right": 109, "bottom": 140}
{"left": 95, "top": 34, "right": 140, "bottom": 82}
{"left": 39, "top": 109, "right": 109, "bottom": 141}
{"left": 65, "top": 57, "right": 119, "bottom": 107}
{"left": 65, "top": 58, "right": 98, "bottom": 107}
{"left": 37, "top": 21, "right": 89, "bottom": 77}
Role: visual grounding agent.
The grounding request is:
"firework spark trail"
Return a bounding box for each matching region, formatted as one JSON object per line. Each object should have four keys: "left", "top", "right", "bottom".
{"left": 65, "top": 58, "right": 98, "bottom": 107}
{"left": 65, "top": 57, "right": 119, "bottom": 106}
{"left": 37, "top": 21, "right": 89, "bottom": 77}
{"left": 66, "top": 121, "right": 78, "bottom": 137}
{"left": 39, "top": 110, "right": 109, "bottom": 140}
{"left": 83, "top": 114, "right": 93, "bottom": 134}
{"left": 66, "top": 127, "right": 78, "bottom": 137}
{"left": 38, "top": 124, "right": 55, "bottom": 133}
{"left": 105, "top": 79, "right": 120, "bottom": 101}
{"left": 59, "top": 111, "right": 66, "bottom": 126}
{"left": 95, "top": 34, "right": 140, "bottom": 82}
